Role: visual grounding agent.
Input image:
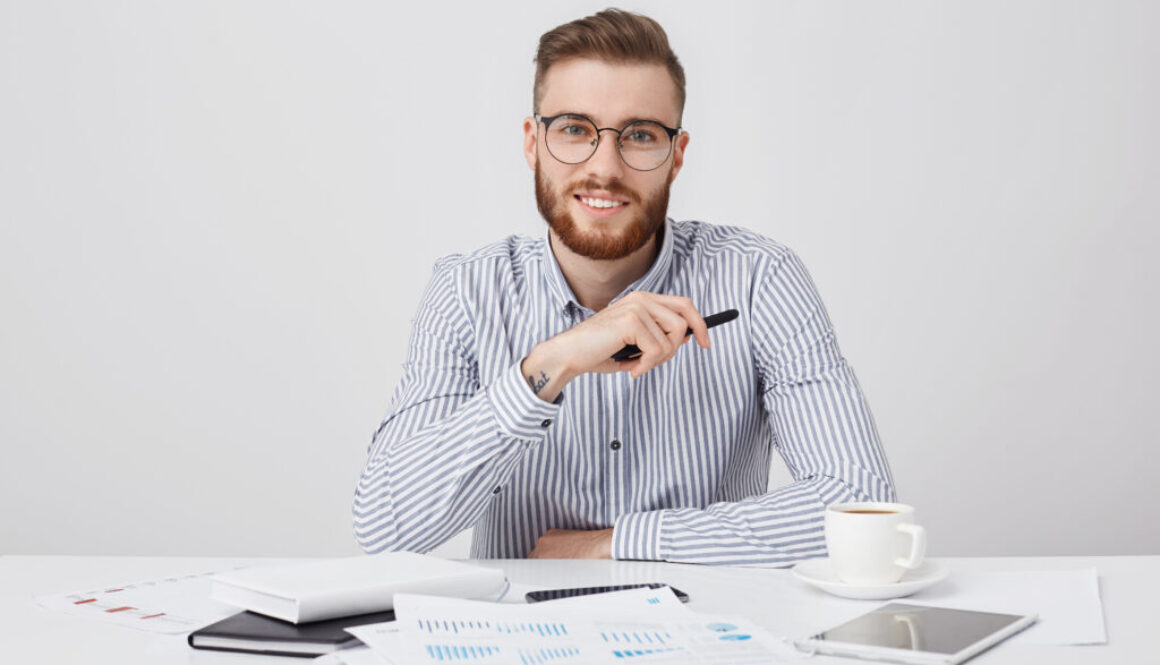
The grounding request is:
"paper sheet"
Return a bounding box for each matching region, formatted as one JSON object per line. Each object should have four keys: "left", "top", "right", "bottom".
{"left": 906, "top": 568, "right": 1106, "bottom": 645}
{"left": 342, "top": 587, "right": 688, "bottom": 665}
{"left": 349, "top": 587, "right": 806, "bottom": 664}
{"left": 313, "top": 645, "right": 395, "bottom": 665}
{"left": 34, "top": 566, "right": 245, "bottom": 634}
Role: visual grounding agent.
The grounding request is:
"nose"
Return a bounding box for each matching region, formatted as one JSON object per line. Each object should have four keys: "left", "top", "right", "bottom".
{"left": 584, "top": 128, "right": 626, "bottom": 180}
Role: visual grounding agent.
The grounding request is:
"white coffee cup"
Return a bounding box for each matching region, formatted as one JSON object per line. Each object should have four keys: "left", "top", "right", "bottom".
{"left": 824, "top": 502, "right": 926, "bottom": 585}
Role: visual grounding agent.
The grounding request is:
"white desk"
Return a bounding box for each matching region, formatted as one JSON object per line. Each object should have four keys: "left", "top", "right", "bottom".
{"left": 1, "top": 555, "right": 1153, "bottom": 664}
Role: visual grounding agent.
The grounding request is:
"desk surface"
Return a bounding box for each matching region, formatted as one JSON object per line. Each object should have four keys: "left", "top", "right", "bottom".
{"left": 1, "top": 555, "right": 1153, "bottom": 664}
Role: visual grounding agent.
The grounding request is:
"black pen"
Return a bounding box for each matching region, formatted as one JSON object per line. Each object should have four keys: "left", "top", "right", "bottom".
{"left": 611, "top": 309, "right": 739, "bottom": 362}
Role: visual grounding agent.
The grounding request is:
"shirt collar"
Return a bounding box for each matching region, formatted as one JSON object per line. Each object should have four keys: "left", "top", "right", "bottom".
{"left": 539, "top": 218, "right": 675, "bottom": 316}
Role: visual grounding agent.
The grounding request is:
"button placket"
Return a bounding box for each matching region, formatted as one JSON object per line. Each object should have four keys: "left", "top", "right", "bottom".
{"left": 605, "top": 372, "right": 630, "bottom": 521}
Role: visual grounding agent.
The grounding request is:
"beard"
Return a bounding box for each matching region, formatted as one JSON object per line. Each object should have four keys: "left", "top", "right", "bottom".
{"left": 534, "top": 164, "right": 671, "bottom": 261}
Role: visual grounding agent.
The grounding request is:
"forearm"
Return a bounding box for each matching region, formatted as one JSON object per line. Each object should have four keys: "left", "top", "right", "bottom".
{"left": 353, "top": 363, "right": 559, "bottom": 553}
{"left": 613, "top": 473, "right": 892, "bottom": 565}
{"left": 519, "top": 290, "right": 714, "bottom": 403}
{"left": 614, "top": 362, "right": 895, "bottom": 565}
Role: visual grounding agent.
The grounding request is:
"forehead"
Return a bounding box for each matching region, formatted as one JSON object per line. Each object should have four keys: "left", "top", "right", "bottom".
{"left": 539, "top": 58, "right": 680, "bottom": 127}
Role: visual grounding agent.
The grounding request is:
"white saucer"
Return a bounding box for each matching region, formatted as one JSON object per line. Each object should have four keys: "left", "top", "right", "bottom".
{"left": 792, "top": 558, "right": 949, "bottom": 600}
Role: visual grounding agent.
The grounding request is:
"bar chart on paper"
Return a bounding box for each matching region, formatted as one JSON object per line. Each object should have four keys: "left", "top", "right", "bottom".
{"left": 600, "top": 629, "right": 673, "bottom": 645}
{"left": 599, "top": 629, "right": 684, "bottom": 659}
{"left": 424, "top": 644, "right": 501, "bottom": 661}
{"left": 34, "top": 567, "right": 244, "bottom": 634}
{"left": 373, "top": 589, "right": 787, "bottom": 665}
{"left": 417, "top": 624, "right": 689, "bottom": 663}
{"left": 423, "top": 644, "right": 583, "bottom": 664}
{"left": 418, "top": 620, "right": 577, "bottom": 663}
{"left": 418, "top": 619, "right": 570, "bottom": 637}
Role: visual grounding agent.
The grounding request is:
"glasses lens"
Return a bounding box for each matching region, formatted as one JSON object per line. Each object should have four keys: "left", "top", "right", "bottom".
{"left": 544, "top": 115, "right": 598, "bottom": 164}
{"left": 618, "top": 121, "right": 672, "bottom": 171}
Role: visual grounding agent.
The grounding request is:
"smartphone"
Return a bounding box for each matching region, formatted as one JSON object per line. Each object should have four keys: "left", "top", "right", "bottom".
{"left": 525, "top": 583, "right": 689, "bottom": 603}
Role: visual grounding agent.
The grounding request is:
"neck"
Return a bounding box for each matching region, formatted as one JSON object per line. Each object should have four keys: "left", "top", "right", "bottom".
{"left": 549, "top": 226, "right": 663, "bottom": 311}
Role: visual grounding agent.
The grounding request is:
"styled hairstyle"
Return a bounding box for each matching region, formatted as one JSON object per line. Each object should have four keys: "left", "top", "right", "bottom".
{"left": 533, "top": 8, "right": 686, "bottom": 118}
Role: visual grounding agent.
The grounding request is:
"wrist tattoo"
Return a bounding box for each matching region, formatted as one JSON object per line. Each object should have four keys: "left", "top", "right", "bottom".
{"left": 526, "top": 370, "right": 550, "bottom": 395}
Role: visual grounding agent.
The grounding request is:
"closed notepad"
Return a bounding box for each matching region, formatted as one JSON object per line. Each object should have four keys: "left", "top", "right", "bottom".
{"left": 188, "top": 609, "right": 394, "bottom": 657}
{"left": 210, "top": 552, "right": 506, "bottom": 623}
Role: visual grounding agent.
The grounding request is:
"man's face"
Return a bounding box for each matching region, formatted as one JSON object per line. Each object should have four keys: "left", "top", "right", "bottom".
{"left": 524, "top": 59, "right": 689, "bottom": 261}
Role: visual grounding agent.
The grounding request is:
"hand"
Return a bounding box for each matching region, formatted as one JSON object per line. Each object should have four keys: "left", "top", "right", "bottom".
{"left": 527, "top": 528, "right": 614, "bottom": 559}
{"left": 520, "top": 292, "right": 711, "bottom": 402}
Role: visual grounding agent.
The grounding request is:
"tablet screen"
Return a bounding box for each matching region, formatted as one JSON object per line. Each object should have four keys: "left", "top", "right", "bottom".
{"left": 811, "top": 603, "right": 1028, "bottom": 656}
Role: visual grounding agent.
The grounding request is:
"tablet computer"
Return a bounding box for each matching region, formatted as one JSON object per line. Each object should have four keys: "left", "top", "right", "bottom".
{"left": 796, "top": 603, "right": 1037, "bottom": 665}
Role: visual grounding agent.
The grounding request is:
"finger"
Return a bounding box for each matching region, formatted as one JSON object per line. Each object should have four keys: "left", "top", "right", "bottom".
{"left": 640, "top": 298, "right": 687, "bottom": 335}
{"left": 643, "top": 301, "right": 690, "bottom": 351}
{"left": 659, "top": 295, "right": 710, "bottom": 348}
{"left": 637, "top": 302, "right": 688, "bottom": 367}
{"left": 630, "top": 308, "right": 672, "bottom": 377}
{"left": 635, "top": 293, "right": 708, "bottom": 347}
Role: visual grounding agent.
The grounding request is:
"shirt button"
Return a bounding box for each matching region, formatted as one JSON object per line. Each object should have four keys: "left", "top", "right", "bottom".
{"left": 541, "top": 419, "right": 552, "bottom": 427}
{"left": 492, "top": 486, "right": 502, "bottom": 494}
{"left": 610, "top": 439, "right": 622, "bottom": 451}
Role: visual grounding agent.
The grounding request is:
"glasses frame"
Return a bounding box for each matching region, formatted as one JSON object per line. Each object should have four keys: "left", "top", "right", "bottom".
{"left": 534, "top": 112, "right": 682, "bottom": 172}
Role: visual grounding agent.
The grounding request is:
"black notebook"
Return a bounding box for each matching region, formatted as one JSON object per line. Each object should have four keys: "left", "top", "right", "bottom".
{"left": 188, "top": 609, "right": 395, "bottom": 658}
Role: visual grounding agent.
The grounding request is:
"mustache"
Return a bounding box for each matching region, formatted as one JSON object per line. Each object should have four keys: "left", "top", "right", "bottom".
{"left": 565, "top": 178, "right": 640, "bottom": 203}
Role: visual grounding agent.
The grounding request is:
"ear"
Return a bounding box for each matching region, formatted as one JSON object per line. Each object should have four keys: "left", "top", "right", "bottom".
{"left": 669, "top": 130, "right": 690, "bottom": 182}
{"left": 522, "top": 116, "right": 538, "bottom": 171}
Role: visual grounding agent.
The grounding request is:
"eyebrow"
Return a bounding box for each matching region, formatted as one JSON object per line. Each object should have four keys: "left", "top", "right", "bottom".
{"left": 549, "top": 110, "right": 678, "bottom": 128}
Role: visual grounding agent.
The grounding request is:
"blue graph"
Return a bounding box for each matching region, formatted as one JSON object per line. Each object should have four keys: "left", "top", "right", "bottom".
{"left": 424, "top": 644, "right": 501, "bottom": 661}
{"left": 517, "top": 646, "right": 582, "bottom": 664}
{"left": 599, "top": 630, "right": 672, "bottom": 645}
{"left": 420, "top": 619, "right": 494, "bottom": 635}
{"left": 419, "top": 619, "right": 569, "bottom": 638}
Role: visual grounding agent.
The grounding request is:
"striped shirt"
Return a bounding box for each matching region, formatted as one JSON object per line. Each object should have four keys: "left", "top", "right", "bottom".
{"left": 353, "top": 219, "right": 895, "bottom": 565}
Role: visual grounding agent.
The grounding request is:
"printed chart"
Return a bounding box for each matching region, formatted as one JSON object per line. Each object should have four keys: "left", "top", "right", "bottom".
{"left": 35, "top": 567, "right": 245, "bottom": 634}
{"left": 349, "top": 589, "right": 786, "bottom": 665}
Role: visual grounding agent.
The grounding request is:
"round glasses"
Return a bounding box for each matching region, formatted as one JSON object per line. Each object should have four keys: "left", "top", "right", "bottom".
{"left": 535, "top": 113, "right": 681, "bottom": 172}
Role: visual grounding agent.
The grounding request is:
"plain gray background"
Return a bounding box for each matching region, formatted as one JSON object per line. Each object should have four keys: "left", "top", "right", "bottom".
{"left": 2, "top": 0, "right": 1157, "bottom": 558}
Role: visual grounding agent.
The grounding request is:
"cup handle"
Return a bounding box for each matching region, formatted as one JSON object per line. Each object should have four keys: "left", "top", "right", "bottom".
{"left": 894, "top": 523, "right": 926, "bottom": 569}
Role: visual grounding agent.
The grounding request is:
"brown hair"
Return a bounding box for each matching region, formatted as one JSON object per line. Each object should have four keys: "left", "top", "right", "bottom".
{"left": 533, "top": 8, "right": 686, "bottom": 117}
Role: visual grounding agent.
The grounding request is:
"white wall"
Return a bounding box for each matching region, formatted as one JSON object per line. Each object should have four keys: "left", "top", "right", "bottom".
{"left": 2, "top": 0, "right": 1157, "bottom": 558}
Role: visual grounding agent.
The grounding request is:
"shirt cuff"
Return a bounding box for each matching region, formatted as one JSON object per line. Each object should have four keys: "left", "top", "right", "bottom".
{"left": 485, "top": 362, "right": 563, "bottom": 441}
{"left": 611, "top": 510, "right": 666, "bottom": 561}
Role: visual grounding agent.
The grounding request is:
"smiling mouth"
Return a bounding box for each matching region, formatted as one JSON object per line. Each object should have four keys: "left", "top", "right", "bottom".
{"left": 574, "top": 195, "right": 627, "bottom": 210}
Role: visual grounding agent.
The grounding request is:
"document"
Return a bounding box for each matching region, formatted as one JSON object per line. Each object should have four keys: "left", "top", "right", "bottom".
{"left": 348, "top": 587, "right": 802, "bottom": 664}
{"left": 36, "top": 566, "right": 245, "bottom": 634}
{"left": 313, "top": 645, "right": 393, "bottom": 665}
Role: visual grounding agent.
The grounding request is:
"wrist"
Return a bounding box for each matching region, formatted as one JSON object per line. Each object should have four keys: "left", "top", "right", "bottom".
{"left": 595, "top": 528, "right": 613, "bottom": 559}
{"left": 521, "top": 339, "right": 577, "bottom": 403}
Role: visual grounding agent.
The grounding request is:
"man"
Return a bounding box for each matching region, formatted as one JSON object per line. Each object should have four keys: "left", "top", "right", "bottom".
{"left": 353, "top": 9, "right": 895, "bottom": 565}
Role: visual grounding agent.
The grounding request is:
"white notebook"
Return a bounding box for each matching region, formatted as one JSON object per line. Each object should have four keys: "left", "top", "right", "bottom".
{"left": 211, "top": 553, "right": 507, "bottom": 623}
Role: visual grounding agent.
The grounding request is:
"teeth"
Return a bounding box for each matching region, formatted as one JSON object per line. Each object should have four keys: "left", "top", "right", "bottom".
{"left": 580, "top": 197, "right": 625, "bottom": 209}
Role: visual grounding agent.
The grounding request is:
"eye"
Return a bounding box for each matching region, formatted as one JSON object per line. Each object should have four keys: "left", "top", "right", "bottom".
{"left": 550, "top": 116, "right": 596, "bottom": 141}
{"left": 622, "top": 124, "right": 663, "bottom": 145}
